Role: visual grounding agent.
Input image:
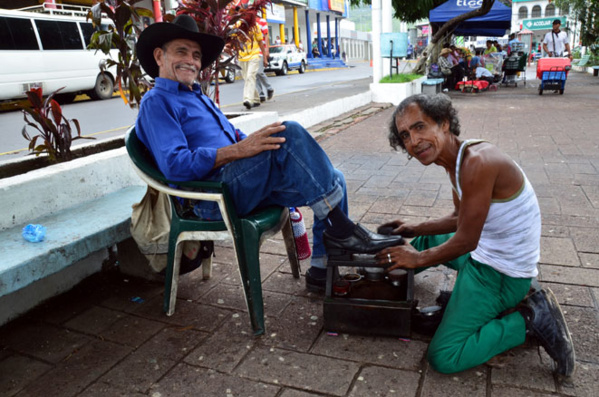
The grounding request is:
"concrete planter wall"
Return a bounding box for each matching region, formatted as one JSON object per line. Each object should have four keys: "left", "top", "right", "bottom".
{"left": 0, "top": 111, "right": 279, "bottom": 231}
{"left": 370, "top": 76, "right": 427, "bottom": 105}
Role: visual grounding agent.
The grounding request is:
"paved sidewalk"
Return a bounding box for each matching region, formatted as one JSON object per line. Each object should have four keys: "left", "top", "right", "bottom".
{"left": 1, "top": 70, "right": 598, "bottom": 397}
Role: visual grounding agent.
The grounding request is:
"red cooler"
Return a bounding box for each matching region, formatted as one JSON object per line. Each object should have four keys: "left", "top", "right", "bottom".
{"left": 537, "top": 57, "right": 571, "bottom": 79}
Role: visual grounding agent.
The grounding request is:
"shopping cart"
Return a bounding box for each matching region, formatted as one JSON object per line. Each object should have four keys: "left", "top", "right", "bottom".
{"left": 483, "top": 53, "right": 504, "bottom": 83}
{"left": 537, "top": 57, "right": 571, "bottom": 95}
{"left": 502, "top": 52, "right": 528, "bottom": 87}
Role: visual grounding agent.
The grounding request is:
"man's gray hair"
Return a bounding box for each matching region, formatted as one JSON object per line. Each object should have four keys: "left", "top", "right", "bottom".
{"left": 388, "top": 94, "right": 461, "bottom": 151}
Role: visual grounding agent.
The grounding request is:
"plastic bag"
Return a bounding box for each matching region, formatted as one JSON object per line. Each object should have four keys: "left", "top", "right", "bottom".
{"left": 22, "top": 224, "right": 46, "bottom": 243}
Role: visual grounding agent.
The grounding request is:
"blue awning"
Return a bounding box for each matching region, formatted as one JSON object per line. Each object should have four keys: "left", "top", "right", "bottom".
{"left": 429, "top": 0, "right": 511, "bottom": 37}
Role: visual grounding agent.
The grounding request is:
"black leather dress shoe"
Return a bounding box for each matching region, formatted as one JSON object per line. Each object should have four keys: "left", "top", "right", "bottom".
{"left": 305, "top": 267, "right": 327, "bottom": 293}
{"left": 324, "top": 224, "right": 404, "bottom": 259}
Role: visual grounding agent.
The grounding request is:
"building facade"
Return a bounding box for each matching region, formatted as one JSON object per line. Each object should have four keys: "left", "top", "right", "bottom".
{"left": 511, "top": 0, "right": 578, "bottom": 54}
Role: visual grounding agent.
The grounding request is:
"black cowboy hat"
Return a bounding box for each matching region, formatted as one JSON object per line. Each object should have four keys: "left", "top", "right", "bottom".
{"left": 136, "top": 14, "right": 225, "bottom": 78}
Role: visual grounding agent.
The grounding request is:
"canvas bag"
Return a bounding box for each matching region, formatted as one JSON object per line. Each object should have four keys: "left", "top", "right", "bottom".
{"left": 130, "top": 186, "right": 200, "bottom": 273}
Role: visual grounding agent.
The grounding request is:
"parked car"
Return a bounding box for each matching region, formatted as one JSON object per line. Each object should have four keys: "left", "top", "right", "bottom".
{"left": 265, "top": 44, "right": 307, "bottom": 76}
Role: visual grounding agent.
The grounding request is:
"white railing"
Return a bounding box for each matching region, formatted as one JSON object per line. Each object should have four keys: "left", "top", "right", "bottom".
{"left": 18, "top": 3, "right": 91, "bottom": 18}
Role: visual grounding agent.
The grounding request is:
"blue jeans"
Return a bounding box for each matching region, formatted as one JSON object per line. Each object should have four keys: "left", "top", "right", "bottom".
{"left": 195, "top": 121, "right": 348, "bottom": 269}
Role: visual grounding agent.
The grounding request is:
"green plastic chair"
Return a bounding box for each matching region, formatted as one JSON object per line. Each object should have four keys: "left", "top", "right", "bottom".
{"left": 125, "top": 127, "right": 301, "bottom": 335}
{"left": 574, "top": 54, "right": 590, "bottom": 67}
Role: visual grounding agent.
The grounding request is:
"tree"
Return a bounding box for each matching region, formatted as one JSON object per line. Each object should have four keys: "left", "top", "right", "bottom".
{"left": 555, "top": 0, "right": 599, "bottom": 57}
{"left": 412, "top": 0, "right": 497, "bottom": 74}
{"left": 349, "top": 0, "right": 502, "bottom": 73}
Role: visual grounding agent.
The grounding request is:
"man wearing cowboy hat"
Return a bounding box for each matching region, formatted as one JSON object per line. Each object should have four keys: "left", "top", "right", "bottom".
{"left": 438, "top": 48, "right": 464, "bottom": 91}
{"left": 134, "top": 14, "right": 404, "bottom": 292}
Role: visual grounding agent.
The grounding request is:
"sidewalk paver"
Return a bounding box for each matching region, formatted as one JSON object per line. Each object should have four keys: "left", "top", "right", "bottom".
{"left": 1, "top": 68, "right": 598, "bottom": 396}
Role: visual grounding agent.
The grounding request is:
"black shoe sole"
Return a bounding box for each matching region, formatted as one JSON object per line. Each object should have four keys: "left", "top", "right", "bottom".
{"left": 543, "top": 288, "right": 576, "bottom": 379}
{"left": 306, "top": 281, "right": 325, "bottom": 293}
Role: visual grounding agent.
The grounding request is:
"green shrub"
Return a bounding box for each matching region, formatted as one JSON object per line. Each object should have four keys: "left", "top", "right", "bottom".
{"left": 379, "top": 73, "right": 423, "bottom": 84}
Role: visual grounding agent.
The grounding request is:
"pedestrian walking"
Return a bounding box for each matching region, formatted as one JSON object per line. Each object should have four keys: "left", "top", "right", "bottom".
{"left": 238, "top": 22, "right": 265, "bottom": 109}
{"left": 255, "top": 16, "right": 274, "bottom": 102}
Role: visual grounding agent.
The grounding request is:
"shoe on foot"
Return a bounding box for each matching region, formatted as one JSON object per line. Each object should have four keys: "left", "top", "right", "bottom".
{"left": 243, "top": 101, "right": 252, "bottom": 110}
{"left": 305, "top": 266, "right": 327, "bottom": 293}
{"left": 252, "top": 102, "right": 261, "bottom": 108}
{"left": 267, "top": 89, "right": 274, "bottom": 100}
{"left": 324, "top": 223, "right": 404, "bottom": 259}
{"left": 260, "top": 96, "right": 266, "bottom": 102}
{"left": 519, "top": 288, "right": 576, "bottom": 379}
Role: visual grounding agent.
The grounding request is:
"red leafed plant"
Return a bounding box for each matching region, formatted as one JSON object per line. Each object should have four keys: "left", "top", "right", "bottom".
{"left": 178, "top": 0, "right": 272, "bottom": 104}
{"left": 21, "top": 87, "right": 93, "bottom": 162}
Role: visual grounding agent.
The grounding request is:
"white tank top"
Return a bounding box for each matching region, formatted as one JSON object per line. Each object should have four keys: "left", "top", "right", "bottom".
{"left": 454, "top": 140, "right": 540, "bottom": 278}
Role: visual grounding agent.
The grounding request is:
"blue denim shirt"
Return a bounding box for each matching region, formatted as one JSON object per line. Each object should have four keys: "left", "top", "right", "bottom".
{"left": 135, "top": 78, "right": 247, "bottom": 182}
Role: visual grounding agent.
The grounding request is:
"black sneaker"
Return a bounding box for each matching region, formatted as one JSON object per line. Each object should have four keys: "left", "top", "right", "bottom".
{"left": 267, "top": 89, "right": 274, "bottom": 100}
{"left": 305, "top": 266, "right": 327, "bottom": 293}
{"left": 252, "top": 102, "right": 261, "bottom": 108}
{"left": 260, "top": 96, "right": 266, "bottom": 102}
{"left": 243, "top": 101, "right": 252, "bottom": 110}
{"left": 519, "top": 288, "right": 576, "bottom": 379}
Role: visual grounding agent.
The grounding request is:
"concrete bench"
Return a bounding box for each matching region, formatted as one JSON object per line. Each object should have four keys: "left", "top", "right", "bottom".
{"left": 0, "top": 147, "right": 145, "bottom": 325}
{"left": 0, "top": 186, "right": 145, "bottom": 298}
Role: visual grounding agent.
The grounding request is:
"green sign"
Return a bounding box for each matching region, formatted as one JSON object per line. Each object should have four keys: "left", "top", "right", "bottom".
{"left": 522, "top": 17, "right": 566, "bottom": 31}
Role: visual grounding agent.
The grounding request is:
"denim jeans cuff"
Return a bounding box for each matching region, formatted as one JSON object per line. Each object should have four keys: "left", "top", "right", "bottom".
{"left": 310, "top": 183, "right": 344, "bottom": 220}
{"left": 310, "top": 256, "right": 327, "bottom": 269}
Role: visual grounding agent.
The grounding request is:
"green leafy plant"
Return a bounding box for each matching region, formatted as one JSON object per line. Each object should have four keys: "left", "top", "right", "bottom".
{"left": 379, "top": 73, "right": 424, "bottom": 84}
{"left": 21, "top": 87, "right": 92, "bottom": 162}
{"left": 179, "top": 0, "right": 272, "bottom": 104}
{"left": 87, "top": 0, "right": 153, "bottom": 108}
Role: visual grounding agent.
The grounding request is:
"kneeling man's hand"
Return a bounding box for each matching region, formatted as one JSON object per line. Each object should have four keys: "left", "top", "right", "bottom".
{"left": 376, "top": 244, "right": 420, "bottom": 270}
{"left": 378, "top": 219, "right": 417, "bottom": 238}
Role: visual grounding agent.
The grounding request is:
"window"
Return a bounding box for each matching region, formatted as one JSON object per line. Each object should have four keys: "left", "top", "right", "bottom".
{"left": 80, "top": 22, "right": 96, "bottom": 47}
{"left": 532, "top": 5, "right": 541, "bottom": 18}
{"left": 546, "top": 4, "right": 555, "bottom": 17}
{"left": 518, "top": 6, "right": 528, "bottom": 20}
{"left": 0, "top": 16, "right": 39, "bottom": 50}
{"left": 36, "top": 20, "right": 83, "bottom": 50}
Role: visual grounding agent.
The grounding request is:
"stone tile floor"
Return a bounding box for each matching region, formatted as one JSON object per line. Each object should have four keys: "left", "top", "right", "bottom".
{"left": 1, "top": 69, "right": 598, "bottom": 396}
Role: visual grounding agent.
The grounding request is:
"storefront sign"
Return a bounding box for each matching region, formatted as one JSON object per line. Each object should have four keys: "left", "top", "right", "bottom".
{"left": 328, "top": 0, "right": 344, "bottom": 13}
{"left": 421, "top": 25, "right": 430, "bottom": 35}
{"left": 266, "top": 3, "right": 286, "bottom": 24}
{"left": 456, "top": 0, "right": 483, "bottom": 8}
{"left": 523, "top": 16, "right": 566, "bottom": 31}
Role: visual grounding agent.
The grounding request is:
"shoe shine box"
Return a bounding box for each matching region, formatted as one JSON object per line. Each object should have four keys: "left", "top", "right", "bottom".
{"left": 323, "top": 257, "right": 416, "bottom": 338}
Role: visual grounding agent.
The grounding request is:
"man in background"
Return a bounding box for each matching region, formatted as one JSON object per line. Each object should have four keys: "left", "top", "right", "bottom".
{"left": 255, "top": 16, "right": 274, "bottom": 103}
{"left": 238, "top": 22, "right": 266, "bottom": 109}
{"left": 543, "top": 19, "right": 572, "bottom": 59}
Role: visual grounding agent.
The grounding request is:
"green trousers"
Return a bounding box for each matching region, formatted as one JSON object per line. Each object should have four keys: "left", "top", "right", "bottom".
{"left": 411, "top": 234, "right": 532, "bottom": 374}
